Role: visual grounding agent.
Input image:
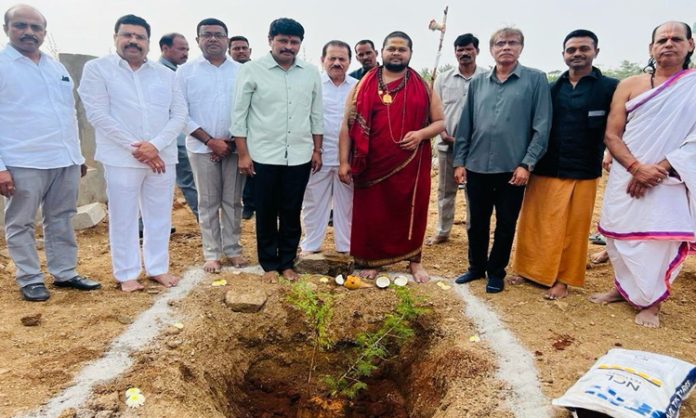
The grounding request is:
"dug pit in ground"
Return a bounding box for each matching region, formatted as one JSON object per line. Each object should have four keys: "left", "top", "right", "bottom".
{"left": 77, "top": 272, "right": 513, "bottom": 417}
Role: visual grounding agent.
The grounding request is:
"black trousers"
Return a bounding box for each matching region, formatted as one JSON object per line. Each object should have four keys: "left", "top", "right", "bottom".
{"left": 242, "top": 176, "right": 255, "bottom": 211}
{"left": 465, "top": 170, "right": 525, "bottom": 279}
{"left": 253, "top": 161, "right": 311, "bottom": 272}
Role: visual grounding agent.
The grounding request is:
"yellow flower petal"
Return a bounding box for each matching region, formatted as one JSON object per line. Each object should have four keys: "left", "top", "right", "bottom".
{"left": 319, "top": 277, "right": 330, "bottom": 283}
{"left": 211, "top": 279, "right": 227, "bottom": 287}
{"left": 126, "top": 393, "right": 146, "bottom": 408}
{"left": 469, "top": 335, "right": 481, "bottom": 343}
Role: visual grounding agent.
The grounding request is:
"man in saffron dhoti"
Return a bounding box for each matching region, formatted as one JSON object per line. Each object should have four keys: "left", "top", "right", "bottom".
{"left": 511, "top": 30, "right": 618, "bottom": 299}
{"left": 590, "top": 21, "right": 696, "bottom": 328}
{"left": 338, "top": 31, "right": 444, "bottom": 283}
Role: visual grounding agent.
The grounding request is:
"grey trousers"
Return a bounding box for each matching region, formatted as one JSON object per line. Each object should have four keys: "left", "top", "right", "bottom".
{"left": 4, "top": 165, "right": 80, "bottom": 287}
{"left": 188, "top": 152, "right": 245, "bottom": 260}
{"left": 435, "top": 149, "right": 467, "bottom": 238}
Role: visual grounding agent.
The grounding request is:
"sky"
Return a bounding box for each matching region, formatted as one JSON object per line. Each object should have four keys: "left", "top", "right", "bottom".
{"left": 1, "top": 0, "right": 695, "bottom": 74}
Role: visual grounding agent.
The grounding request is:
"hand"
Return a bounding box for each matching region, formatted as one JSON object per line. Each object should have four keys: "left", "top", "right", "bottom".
{"left": 311, "top": 150, "right": 322, "bottom": 174}
{"left": 207, "top": 138, "right": 230, "bottom": 157}
{"left": 146, "top": 156, "right": 166, "bottom": 174}
{"left": 338, "top": 162, "right": 352, "bottom": 184}
{"left": 400, "top": 131, "right": 424, "bottom": 151}
{"left": 509, "top": 166, "right": 530, "bottom": 186}
{"left": 626, "top": 177, "right": 649, "bottom": 198}
{"left": 454, "top": 167, "right": 467, "bottom": 184}
{"left": 238, "top": 153, "right": 255, "bottom": 176}
{"left": 81, "top": 164, "right": 88, "bottom": 177}
{"left": 0, "top": 170, "right": 15, "bottom": 197}
{"left": 602, "top": 152, "right": 612, "bottom": 172}
{"left": 632, "top": 163, "right": 668, "bottom": 187}
{"left": 131, "top": 141, "right": 159, "bottom": 163}
{"left": 441, "top": 130, "right": 455, "bottom": 144}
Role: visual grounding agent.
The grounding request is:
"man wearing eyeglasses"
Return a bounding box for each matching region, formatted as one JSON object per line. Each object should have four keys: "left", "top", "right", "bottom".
{"left": 177, "top": 18, "right": 244, "bottom": 274}
{"left": 453, "top": 27, "right": 552, "bottom": 293}
{"left": 78, "top": 14, "right": 186, "bottom": 292}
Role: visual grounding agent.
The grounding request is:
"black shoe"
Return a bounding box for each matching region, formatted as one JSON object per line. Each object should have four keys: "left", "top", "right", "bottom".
{"left": 454, "top": 270, "right": 485, "bottom": 284}
{"left": 242, "top": 208, "right": 254, "bottom": 220}
{"left": 486, "top": 276, "right": 505, "bottom": 293}
{"left": 54, "top": 275, "right": 102, "bottom": 291}
{"left": 21, "top": 283, "right": 50, "bottom": 301}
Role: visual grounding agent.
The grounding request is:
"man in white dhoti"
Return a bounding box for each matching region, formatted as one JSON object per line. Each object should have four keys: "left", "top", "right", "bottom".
{"left": 590, "top": 21, "right": 696, "bottom": 328}
{"left": 300, "top": 40, "right": 356, "bottom": 255}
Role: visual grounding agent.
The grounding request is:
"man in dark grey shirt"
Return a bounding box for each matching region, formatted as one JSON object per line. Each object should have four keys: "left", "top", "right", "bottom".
{"left": 453, "top": 27, "right": 552, "bottom": 293}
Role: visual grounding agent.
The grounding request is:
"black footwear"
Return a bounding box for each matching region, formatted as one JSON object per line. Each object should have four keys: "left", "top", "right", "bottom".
{"left": 21, "top": 283, "right": 50, "bottom": 301}
{"left": 486, "top": 276, "right": 505, "bottom": 293}
{"left": 454, "top": 271, "right": 485, "bottom": 284}
{"left": 54, "top": 275, "right": 102, "bottom": 291}
{"left": 242, "top": 208, "right": 254, "bottom": 220}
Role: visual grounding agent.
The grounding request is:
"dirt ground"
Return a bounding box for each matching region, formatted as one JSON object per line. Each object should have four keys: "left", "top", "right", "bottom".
{"left": 0, "top": 170, "right": 694, "bottom": 417}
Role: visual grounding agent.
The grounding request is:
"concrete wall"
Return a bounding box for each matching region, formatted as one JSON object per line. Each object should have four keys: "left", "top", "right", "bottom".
{"left": 0, "top": 53, "right": 104, "bottom": 226}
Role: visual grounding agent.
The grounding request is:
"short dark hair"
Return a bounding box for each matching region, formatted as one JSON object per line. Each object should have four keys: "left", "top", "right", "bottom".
{"left": 354, "top": 39, "right": 375, "bottom": 51}
{"left": 268, "top": 18, "right": 304, "bottom": 40}
{"left": 229, "top": 35, "right": 249, "bottom": 44}
{"left": 114, "top": 14, "right": 150, "bottom": 38}
{"left": 383, "top": 31, "right": 413, "bottom": 50}
{"left": 159, "top": 33, "right": 184, "bottom": 49}
{"left": 197, "top": 18, "right": 228, "bottom": 36}
{"left": 322, "top": 40, "right": 352, "bottom": 60}
{"left": 563, "top": 29, "right": 599, "bottom": 49}
{"left": 454, "top": 33, "right": 479, "bottom": 50}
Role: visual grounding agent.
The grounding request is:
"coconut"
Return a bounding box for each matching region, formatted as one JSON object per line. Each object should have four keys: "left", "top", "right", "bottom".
{"left": 393, "top": 275, "right": 409, "bottom": 287}
{"left": 334, "top": 274, "right": 345, "bottom": 286}
{"left": 375, "top": 276, "right": 391, "bottom": 289}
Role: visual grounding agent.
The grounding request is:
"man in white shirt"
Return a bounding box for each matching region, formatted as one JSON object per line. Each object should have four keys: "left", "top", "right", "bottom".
{"left": 232, "top": 18, "right": 323, "bottom": 281}
{"left": 78, "top": 14, "right": 186, "bottom": 292}
{"left": 178, "top": 18, "right": 243, "bottom": 273}
{"left": 0, "top": 5, "right": 100, "bottom": 301}
{"left": 301, "top": 41, "right": 356, "bottom": 255}
{"left": 427, "top": 33, "right": 487, "bottom": 245}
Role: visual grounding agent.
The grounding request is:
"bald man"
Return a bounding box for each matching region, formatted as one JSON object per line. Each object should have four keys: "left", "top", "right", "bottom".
{"left": 1, "top": 5, "right": 100, "bottom": 301}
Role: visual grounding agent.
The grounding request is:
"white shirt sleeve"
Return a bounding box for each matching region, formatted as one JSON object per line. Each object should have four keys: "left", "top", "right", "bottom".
{"left": 150, "top": 73, "right": 187, "bottom": 151}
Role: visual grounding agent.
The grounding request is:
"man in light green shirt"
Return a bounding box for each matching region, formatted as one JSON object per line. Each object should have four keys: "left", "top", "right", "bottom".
{"left": 232, "top": 17, "right": 323, "bottom": 281}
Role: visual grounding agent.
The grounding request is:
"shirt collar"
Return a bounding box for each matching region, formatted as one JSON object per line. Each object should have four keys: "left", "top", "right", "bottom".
{"left": 3, "top": 44, "right": 46, "bottom": 62}
{"left": 159, "top": 56, "right": 177, "bottom": 70}
{"left": 559, "top": 66, "right": 601, "bottom": 82}
{"left": 321, "top": 72, "right": 352, "bottom": 86}
{"left": 112, "top": 53, "right": 154, "bottom": 71}
{"left": 454, "top": 65, "right": 485, "bottom": 80}
{"left": 262, "top": 52, "right": 304, "bottom": 70}
{"left": 489, "top": 62, "right": 522, "bottom": 81}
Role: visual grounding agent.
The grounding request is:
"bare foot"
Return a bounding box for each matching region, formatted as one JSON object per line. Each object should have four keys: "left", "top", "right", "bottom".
{"left": 425, "top": 235, "right": 448, "bottom": 246}
{"left": 409, "top": 262, "right": 430, "bottom": 283}
{"left": 227, "top": 255, "right": 247, "bottom": 268}
{"left": 588, "top": 287, "right": 624, "bottom": 304}
{"left": 590, "top": 250, "right": 609, "bottom": 264}
{"left": 544, "top": 282, "right": 568, "bottom": 300}
{"left": 635, "top": 304, "right": 660, "bottom": 328}
{"left": 203, "top": 260, "right": 222, "bottom": 273}
{"left": 281, "top": 268, "right": 299, "bottom": 281}
{"left": 506, "top": 275, "right": 526, "bottom": 285}
{"left": 120, "top": 280, "right": 144, "bottom": 293}
{"left": 263, "top": 271, "right": 278, "bottom": 283}
{"left": 357, "top": 269, "right": 378, "bottom": 280}
{"left": 150, "top": 273, "right": 180, "bottom": 288}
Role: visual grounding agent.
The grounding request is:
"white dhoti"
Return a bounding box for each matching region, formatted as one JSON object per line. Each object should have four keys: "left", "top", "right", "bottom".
{"left": 599, "top": 69, "right": 696, "bottom": 308}
{"left": 300, "top": 165, "right": 353, "bottom": 253}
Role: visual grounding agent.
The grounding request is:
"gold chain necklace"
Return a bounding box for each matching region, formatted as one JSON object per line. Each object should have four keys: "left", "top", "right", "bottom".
{"left": 377, "top": 67, "right": 409, "bottom": 105}
{"left": 385, "top": 77, "right": 408, "bottom": 144}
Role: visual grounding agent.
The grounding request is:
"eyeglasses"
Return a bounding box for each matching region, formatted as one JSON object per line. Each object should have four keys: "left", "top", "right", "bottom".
{"left": 118, "top": 32, "right": 148, "bottom": 41}
{"left": 199, "top": 33, "right": 227, "bottom": 40}
{"left": 494, "top": 40, "right": 521, "bottom": 48}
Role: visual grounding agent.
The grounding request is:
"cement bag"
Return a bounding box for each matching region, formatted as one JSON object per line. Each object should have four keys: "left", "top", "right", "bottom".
{"left": 553, "top": 348, "right": 696, "bottom": 418}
